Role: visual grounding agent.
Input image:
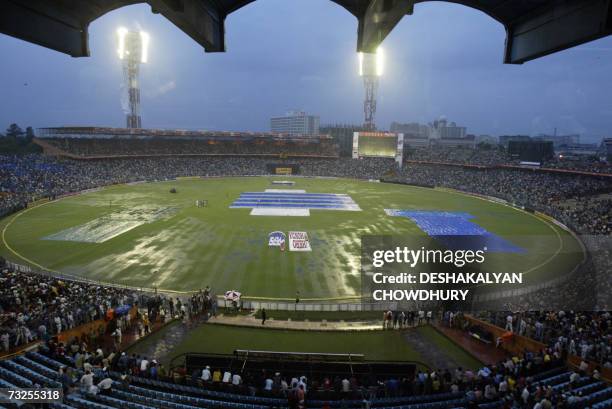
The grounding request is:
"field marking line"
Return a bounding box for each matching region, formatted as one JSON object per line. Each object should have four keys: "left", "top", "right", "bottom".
{"left": 2, "top": 200, "right": 62, "bottom": 273}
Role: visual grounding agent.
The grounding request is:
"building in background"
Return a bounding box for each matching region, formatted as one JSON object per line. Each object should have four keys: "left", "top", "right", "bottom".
{"left": 533, "top": 133, "right": 580, "bottom": 148}
{"left": 389, "top": 117, "right": 474, "bottom": 149}
{"left": 556, "top": 143, "right": 600, "bottom": 159}
{"left": 390, "top": 122, "right": 429, "bottom": 138}
{"left": 320, "top": 124, "right": 364, "bottom": 157}
{"left": 429, "top": 117, "right": 467, "bottom": 140}
{"left": 432, "top": 134, "right": 476, "bottom": 148}
{"left": 499, "top": 135, "right": 531, "bottom": 148}
{"left": 475, "top": 134, "right": 498, "bottom": 145}
{"left": 599, "top": 138, "right": 612, "bottom": 163}
{"left": 270, "top": 111, "right": 320, "bottom": 136}
{"left": 402, "top": 134, "right": 430, "bottom": 148}
{"left": 508, "top": 140, "right": 554, "bottom": 163}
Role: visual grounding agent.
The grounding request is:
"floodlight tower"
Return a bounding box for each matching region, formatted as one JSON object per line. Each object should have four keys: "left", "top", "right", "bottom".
{"left": 117, "top": 28, "right": 149, "bottom": 128}
{"left": 358, "top": 48, "right": 384, "bottom": 131}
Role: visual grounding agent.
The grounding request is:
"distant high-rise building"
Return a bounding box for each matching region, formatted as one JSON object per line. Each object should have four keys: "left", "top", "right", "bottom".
{"left": 390, "top": 122, "right": 429, "bottom": 138}
{"left": 320, "top": 124, "right": 365, "bottom": 157}
{"left": 270, "top": 111, "right": 320, "bottom": 136}
{"left": 429, "top": 118, "right": 467, "bottom": 139}
{"left": 599, "top": 138, "right": 612, "bottom": 162}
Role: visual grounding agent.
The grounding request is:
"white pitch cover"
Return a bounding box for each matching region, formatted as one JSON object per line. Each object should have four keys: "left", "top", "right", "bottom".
{"left": 288, "top": 231, "right": 312, "bottom": 252}
{"left": 250, "top": 208, "right": 310, "bottom": 216}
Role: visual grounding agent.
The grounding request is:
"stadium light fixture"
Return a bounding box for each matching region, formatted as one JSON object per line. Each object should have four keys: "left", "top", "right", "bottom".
{"left": 117, "top": 27, "right": 128, "bottom": 59}
{"left": 376, "top": 47, "right": 384, "bottom": 77}
{"left": 140, "top": 31, "right": 150, "bottom": 63}
{"left": 358, "top": 47, "right": 384, "bottom": 77}
{"left": 358, "top": 52, "right": 364, "bottom": 76}
{"left": 117, "top": 27, "right": 148, "bottom": 128}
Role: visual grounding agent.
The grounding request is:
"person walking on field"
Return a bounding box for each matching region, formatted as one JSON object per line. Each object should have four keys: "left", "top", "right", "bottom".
{"left": 261, "top": 309, "right": 267, "bottom": 325}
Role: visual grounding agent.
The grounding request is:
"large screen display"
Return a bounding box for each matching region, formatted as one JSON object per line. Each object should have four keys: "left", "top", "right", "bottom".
{"left": 357, "top": 133, "right": 398, "bottom": 157}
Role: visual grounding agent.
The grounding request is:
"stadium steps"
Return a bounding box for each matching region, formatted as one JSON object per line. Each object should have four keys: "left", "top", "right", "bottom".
{"left": 0, "top": 357, "right": 62, "bottom": 387}
{"left": 550, "top": 376, "right": 594, "bottom": 392}
{"left": 50, "top": 403, "right": 79, "bottom": 409}
{"left": 15, "top": 354, "right": 62, "bottom": 380}
{"left": 110, "top": 388, "right": 208, "bottom": 409}
{"left": 0, "top": 365, "right": 34, "bottom": 387}
{"left": 477, "top": 401, "right": 502, "bottom": 409}
{"left": 104, "top": 370, "right": 282, "bottom": 407}
{"left": 0, "top": 377, "right": 18, "bottom": 389}
{"left": 119, "top": 383, "right": 269, "bottom": 409}
{"left": 27, "top": 350, "right": 65, "bottom": 369}
{"left": 573, "top": 381, "right": 608, "bottom": 396}
{"left": 530, "top": 366, "right": 566, "bottom": 382}
{"left": 572, "top": 387, "right": 612, "bottom": 408}
{"left": 66, "top": 393, "right": 121, "bottom": 409}
{"left": 34, "top": 348, "right": 76, "bottom": 367}
{"left": 533, "top": 371, "right": 572, "bottom": 387}
{"left": 309, "top": 392, "right": 466, "bottom": 408}
{"left": 119, "top": 371, "right": 467, "bottom": 409}
{"left": 87, "top": 392, "right": 158, "bottom": 409}
{"left": 592, "top": 398, "right": 612, "bottom": 409}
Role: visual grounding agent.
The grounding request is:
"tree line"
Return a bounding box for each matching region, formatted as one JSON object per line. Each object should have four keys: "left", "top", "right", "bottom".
{"left": 0, "top": 123, "right": 42, "bottom": 153}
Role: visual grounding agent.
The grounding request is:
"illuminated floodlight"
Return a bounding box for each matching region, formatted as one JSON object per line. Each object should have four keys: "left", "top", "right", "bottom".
{"left": 117, "top": 27, "right": 128, "bottom": 59}
{"left": 117, "top": 27, "right": 149, "bottom": 128}
{"left": 358, "top": 47, "right": 384, "bottom": 77}
{"left": 358, "top": 52, "right": 364, "bottom": 76}
{"left": 140, "top": 31, "right": 149, "bottom": 63}
{"left": 376, "top": 47, "right": 384, "bottom": 76}
{"left": 358, "top": 47, "right": 384, "bottom": 130}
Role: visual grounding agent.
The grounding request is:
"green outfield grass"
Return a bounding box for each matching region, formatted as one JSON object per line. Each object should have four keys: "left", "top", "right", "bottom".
{"left": 0, "top": 177, "right": 583, "bottom": 299}
{"left": 127, "top": 323, "right": 482, "bottom": 370}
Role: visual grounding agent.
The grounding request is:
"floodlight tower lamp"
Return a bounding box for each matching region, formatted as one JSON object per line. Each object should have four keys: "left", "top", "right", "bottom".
{"left": 140, "top": 31, "right": 149, "bottom": 63}
{"left": 117, "top": 27, "right": 128, "bottom": 59}
{"left": 358, "top": 47, "right": 383, "bottom": 131}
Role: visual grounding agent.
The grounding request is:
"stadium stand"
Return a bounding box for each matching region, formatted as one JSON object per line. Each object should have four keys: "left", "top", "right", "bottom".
{"left": 34, "top": 127, "right": 339, "bottom": 159}
{"left": 0, "top": 142, "right": 611, "bottom": 408}
{"left": 0, "top": 332, "right": 608, "bottom": 408}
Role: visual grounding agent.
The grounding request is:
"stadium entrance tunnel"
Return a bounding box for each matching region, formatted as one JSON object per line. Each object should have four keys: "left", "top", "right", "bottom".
{"left": 2, "top": 0, "right": 612, "bottom": 63}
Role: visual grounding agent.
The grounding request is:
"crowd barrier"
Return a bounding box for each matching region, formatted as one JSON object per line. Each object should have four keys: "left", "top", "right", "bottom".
{"left": 219, "top": 298, "right": 397, "bottom": 312}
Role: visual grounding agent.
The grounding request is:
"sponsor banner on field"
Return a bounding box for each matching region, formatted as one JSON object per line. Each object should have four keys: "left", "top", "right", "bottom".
{"left": 268, "top": 231, "right": 286, "bottom": 247}
{"left": 288, "top": 231, "right": 312, "bottom": 252}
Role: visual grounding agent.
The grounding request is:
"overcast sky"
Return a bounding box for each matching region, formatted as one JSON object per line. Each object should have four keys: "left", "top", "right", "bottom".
{"left": 1, "top": 0, "right": 611, "bottom": 142}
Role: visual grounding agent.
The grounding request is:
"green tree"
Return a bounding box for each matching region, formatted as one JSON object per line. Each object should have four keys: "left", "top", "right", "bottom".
{"left": 0, "top": 123, "right": 41, "bottom": 154}
{"left": 5, "top": 123, "right": 23, "bottom": 140}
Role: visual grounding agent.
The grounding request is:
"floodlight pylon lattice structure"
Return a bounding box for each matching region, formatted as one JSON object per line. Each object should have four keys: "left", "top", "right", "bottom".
{"left": 117, "top": 28, "right": 149, "bottom": 129}
{"left": 359, "top": 48, "right": 383, "bottom": 131}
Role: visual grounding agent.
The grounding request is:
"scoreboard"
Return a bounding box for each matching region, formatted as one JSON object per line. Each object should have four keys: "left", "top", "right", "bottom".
{"left": 352, "top": 132, "right": 404, "bottom": 166}
{"left": 266, "top": 163, "right": 300, "bottom": 175}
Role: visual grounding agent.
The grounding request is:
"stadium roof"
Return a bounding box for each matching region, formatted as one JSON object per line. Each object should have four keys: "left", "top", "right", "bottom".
{"left": 1, "top": 0, "right": 611, "bottom": 64}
